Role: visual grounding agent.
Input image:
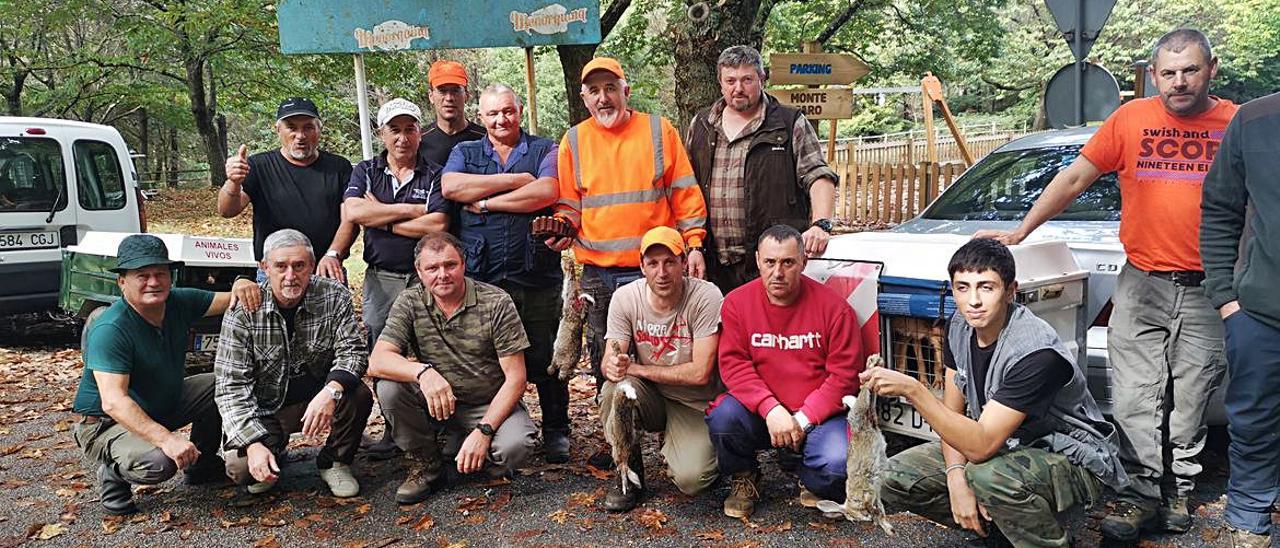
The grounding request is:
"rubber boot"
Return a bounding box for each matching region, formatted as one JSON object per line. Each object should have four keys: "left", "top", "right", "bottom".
{"left": 537, "top": 380, "right": 572, "bottom": 464}
{"left": 602, "top": 453, "right": 645, "bottom": 513}
{"left": 98, "top": 463, "right": 137, "bottom": 515}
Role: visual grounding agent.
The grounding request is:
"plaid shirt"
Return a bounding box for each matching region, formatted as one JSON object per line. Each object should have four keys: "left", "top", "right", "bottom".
{"left": 698, "top": 93, "right": 838, "bottom": 264}
{"left": 214, "top": 276, "right": 367, "bottom": 450}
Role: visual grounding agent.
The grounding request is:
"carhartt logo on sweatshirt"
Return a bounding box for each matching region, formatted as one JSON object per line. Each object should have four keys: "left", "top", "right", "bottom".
{"left": 750, "top": 332, "right": 823, "bottom": 350}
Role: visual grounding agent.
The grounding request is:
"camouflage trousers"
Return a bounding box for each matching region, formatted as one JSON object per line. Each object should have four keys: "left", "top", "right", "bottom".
{"left": 881, "top": 442, "right": 1101, "bottom": 548}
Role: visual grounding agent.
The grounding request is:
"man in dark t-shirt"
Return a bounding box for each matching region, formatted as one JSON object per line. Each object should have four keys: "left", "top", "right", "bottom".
{"left": 420, "top": 61, "right": 486, "bottom": 167}
{"left": 862, "top": 238, "right": 1125, "bottom": 547}
{"left": 219, "top": 97, "right": 357, "bottom": 283}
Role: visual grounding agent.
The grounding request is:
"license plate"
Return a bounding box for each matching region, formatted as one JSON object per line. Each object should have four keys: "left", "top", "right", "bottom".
{"left": 192, "top": 334, "right": 219, "bottom": 352}
{"left": 0, "top": 231, "right": 59, "bottom": 250}
{"left": 876, "top": 397, "right": 938, "bottom": 440}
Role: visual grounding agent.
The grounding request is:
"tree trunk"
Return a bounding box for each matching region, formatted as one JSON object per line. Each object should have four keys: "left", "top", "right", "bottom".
{"left": 556, "top": 44, "right": 598, "bottom": 125}
{"left": 671, "top": 0, "right": 766, "bottom": 130}
{"left": 184, "top": 58, "right": 226, "bottom": 186}
{"left": 167, "top": 126, "right": 179, "bottom": 188}
{"left": 5, "top": 67, "right": 26, "bottom": 115}
{"left": 138, "top": 109, "right": 149, "bottom": 185}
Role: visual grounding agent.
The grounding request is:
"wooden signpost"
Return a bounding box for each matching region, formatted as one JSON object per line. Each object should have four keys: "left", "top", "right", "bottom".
{"left": 769, "top": 47, "right": 870, "bottom": 221}
{"left": 769, "top": 53, "right": 871, "bottom": 86}
{"left": 769, "top": 87, "right": 855, "bottom": 119}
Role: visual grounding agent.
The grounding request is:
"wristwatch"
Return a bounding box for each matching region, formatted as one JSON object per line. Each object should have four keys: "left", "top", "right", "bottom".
{"left": 478, "top": 199, "right": 489, "bottom": 214}
{"left": 415, "top": 363, "right": 434, "bottom": 381}
{"left": 324, "top": 249, "right": 340, "bottom": 260}
{"left": 475, "top": 422, "right": 496, "bottom": 437}
{"left": 324, "top": 385, "right": 344, "bottom": 401}
{"left": 811, "top": 218, "right": 834, "bottom": 234}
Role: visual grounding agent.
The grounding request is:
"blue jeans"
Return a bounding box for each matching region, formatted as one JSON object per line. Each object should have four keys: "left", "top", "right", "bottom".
{"left": 580, "top": 265, "right": 642, "bottom": 389}
{"left": 707, "top": 394, "right": 848, "bottom": 501}
{"left": 1223, "top": 310, "right": 1280, "bottom": 534}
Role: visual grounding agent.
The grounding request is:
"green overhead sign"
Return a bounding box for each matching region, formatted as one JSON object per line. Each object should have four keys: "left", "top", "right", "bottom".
{"left": 277, "top": 0, "right": 602, "bottom": 54}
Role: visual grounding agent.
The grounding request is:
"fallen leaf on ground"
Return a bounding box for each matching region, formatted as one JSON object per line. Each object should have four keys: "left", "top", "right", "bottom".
{"left": 808, "top": 521, "right": 836, "bottom": 532}
{"left": 634, "top": 508, "right": 668, "bottom": 531}
{"left": 355, "top": 503, "right": 372, "bottom": 515}
{"left": 252, "top": 534, "right": 281, "bottom": 548}
{"left": 585, "top": 465, "right": 612, "bottom": 480}
{"left": 410, "top": 514, "right": 435, "bottom": 531}
{"left": 759, "top": 520, "right": 793, "bottom": 534}
{"left": 694, "top": 530, "right": 726, "bottom": 541}
{"left": 27, "top": 523, "right": 65, "bottom": 540}
{"left": 512, "top": 529, "right": 544, "bottom": 540}
{"left": 548, "top": 509, "right": 571, "bottom": 524}
{"left": 479, "top": 477, "right": 511, "bottom": 488}
{"left": 462, "top": 514, "right": 486, "bottom": 525}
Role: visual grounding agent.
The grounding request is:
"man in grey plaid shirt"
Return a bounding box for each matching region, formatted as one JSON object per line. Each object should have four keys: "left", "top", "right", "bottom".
{"left": 214, "top": 229, "right": 373, "bottom": 497}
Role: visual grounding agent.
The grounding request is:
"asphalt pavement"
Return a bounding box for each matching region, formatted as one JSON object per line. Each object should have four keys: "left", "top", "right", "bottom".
{"left": 0, "top": 343, "right": 1261, "bottom": 547}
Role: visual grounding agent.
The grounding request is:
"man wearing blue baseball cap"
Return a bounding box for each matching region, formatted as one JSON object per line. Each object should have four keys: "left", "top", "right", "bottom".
{"left": 71, "top": 234, "right": 258, "bottom": 515}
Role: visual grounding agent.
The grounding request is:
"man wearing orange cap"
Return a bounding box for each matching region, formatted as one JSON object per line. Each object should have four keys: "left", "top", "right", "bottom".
{"left": 598, "top": 226, "right": 724, "bottom": 512}
{"left": 421, "top": 61, "right": 486, "bottom": 168}
{"left": 548, "top": 57, "right": 709, "bottom": 403}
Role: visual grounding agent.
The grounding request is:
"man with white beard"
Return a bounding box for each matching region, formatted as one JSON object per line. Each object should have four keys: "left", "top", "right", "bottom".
{"left": 546, "top": 57, "right": 709, "bottom": 411}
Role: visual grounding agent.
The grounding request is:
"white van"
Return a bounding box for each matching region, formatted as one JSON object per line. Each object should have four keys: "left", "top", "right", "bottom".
{"left": 0, "top": 117, "right": 144, "bottom": 315}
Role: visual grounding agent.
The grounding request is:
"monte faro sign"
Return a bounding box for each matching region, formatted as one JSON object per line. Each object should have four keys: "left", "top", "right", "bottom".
{"left": 768, "top": 88, "right": 855, "bottom": 120}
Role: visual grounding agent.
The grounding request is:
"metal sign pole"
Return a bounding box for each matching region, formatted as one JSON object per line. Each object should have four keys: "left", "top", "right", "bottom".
{"left": 353, "top": 54, "right": 374, "bottom": 160}
{"left": 1073, "top": 0, "right": 1085, "bottom": 126}
{"left": 524, "top": 47, "right": 539, "bottom": 135}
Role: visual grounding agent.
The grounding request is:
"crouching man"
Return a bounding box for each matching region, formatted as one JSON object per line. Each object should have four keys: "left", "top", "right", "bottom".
{"left": 73, "top": 234, "right": 258, "bottom": 514}
{"left": 599, "top": 227, "right": 724, "bottom": 512}
{"left": 214, "top": 229, "right": 374, "bottom": 497}
{"left": 369, "top": 232, "right": 536, "bottom": 504}
{"left": 862, "top": 238, "right": 1127, "bottom": 547}
{"left": 708, "top": 225, "right": 862, "bottom": 519}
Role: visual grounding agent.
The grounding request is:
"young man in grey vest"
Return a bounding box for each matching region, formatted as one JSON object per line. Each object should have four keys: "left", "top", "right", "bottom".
{"left": 861, "top": 238, "right": 1127, "bottom": 547}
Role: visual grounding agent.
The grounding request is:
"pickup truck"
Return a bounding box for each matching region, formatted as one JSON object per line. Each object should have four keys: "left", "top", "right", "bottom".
{"left": 816, "top": 127, "right": 1226, "bottom": 439}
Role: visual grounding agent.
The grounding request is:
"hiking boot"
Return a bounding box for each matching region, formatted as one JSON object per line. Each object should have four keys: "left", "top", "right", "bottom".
{"left": 1099, "top": 500, "right": 1157, "bottom": 541}
{"left": 319, "top": 463, "right": 360, "bottom": 498}
{"left": 586, "top": 446, "right": 614, "bottom": 469}
{"left": 797, "top": 483, "right": 843, "bottom": 518}
{"left": 247, "top": 478, "right": 277, "bottom": 495}
{"left": 97, "top": 463, "right": 137, "bottom": 516}
{"left": 1219, "top": 526, "right": 1271, "bottom": 548}
{"left": 963, "top": 525, "right": 1014, "bottom": 548}
{"left": 543, "top": 428, "right": 571, "bottom": 465}
{"left": 723, "top": 470, "right": 761, "bottom": 519}
{"left": 602, "top": 455, "right": 645, "bottom": 513}
{"left": 363, "top": 430, "right": 402, "bottom": 461}
{"left": 395, "top": 452, "right": 440, "bottom": 505}
{"left": 183, "top": 453, "right": 227, "bottom": 485}
{"left": 1158, "top": 495, "right": 1192, "bottom": 533}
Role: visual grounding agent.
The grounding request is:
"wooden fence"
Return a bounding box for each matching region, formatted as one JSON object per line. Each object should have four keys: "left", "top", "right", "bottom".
{"left": 832, "top": 161, "right": 968, "bottom": 224}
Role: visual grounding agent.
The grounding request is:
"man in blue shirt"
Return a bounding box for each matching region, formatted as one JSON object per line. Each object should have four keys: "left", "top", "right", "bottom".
{"left": 72, "top": 234, "right": 257, "bottom": 515}
{"left": 441, "top": 84, "right": 570, "bottom": 463}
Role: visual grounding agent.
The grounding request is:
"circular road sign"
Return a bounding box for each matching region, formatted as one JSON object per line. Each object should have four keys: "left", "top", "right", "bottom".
{"left": 1045, "top": 61, "right": 1122, "bottom": 129}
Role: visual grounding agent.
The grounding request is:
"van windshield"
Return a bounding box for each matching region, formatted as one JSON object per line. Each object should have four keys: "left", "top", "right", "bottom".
{"left": 0, "top": 137, "right": 67, "bottom": 213}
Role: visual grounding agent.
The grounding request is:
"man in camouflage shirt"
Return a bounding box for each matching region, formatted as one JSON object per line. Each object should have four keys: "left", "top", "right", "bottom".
{"left": 369, "top": 232, "right": 536, "bottom": 504}
{"left": 215, "top": 229, "right": 373, "bottom": 498}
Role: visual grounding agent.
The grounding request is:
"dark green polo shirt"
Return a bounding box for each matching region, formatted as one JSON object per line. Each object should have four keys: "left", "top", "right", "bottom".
{"left": 379, "top": 278, "right": 529, "bottom": 405}
{"left": 73, "top": 288, "right": 215, "bottom": 419}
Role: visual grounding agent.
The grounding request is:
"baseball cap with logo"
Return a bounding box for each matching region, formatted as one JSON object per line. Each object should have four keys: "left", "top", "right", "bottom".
{"left": 640, "top": 226, "right": 685, "bottom": 257}
{"left": 428, "top": 60, "right": 469, "bottom": 89}
{"left": 110, "top": 234, "right": 183, "bottom": 273}
{"left": 276, "top": 97, "right": 320, "bottom": 121}
{"left": 580, "top": 57, "right": 626, "bottom": 83}
{"left": 376, "top": 98, "right": 423, "bottom": 127}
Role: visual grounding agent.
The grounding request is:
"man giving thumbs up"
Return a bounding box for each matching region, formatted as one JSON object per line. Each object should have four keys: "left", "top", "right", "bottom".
{"left": 218, "top": 97, "right": 356, "bottom": 283}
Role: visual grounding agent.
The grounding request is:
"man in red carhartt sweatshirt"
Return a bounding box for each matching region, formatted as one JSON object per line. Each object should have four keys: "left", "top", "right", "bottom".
{"left": 707, "top": 224, "right": 862, "bottom": 520}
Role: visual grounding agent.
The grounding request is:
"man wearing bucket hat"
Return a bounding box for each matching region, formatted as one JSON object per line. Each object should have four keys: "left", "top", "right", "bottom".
{"left": 219, "top": 97, "right": 356, "bottom": 284}
{"left": 71, "top": 234, "right": 258, "bottom": 515}
{"left": 597, "top": 226, "right": 724, "bottom": 512}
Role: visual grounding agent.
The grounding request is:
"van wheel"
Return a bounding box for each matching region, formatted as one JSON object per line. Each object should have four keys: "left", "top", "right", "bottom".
{"left": 80, "top": 306, "right": 108, "bottom": 353}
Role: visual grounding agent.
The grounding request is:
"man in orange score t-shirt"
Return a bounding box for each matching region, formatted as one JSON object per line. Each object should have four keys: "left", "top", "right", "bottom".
{"left": 976, "top": 28, "right": 1237, "bottom": 543}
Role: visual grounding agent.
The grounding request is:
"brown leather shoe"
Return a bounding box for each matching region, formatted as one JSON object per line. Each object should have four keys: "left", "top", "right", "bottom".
{"left": 723, "top": 470, "right": 760, "bottom": 519}
{"left": 395, "top": 451, "right": 441, "bottom": 505}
